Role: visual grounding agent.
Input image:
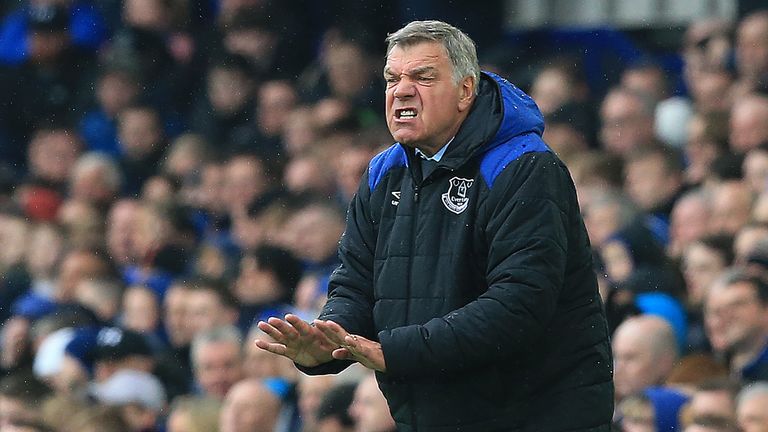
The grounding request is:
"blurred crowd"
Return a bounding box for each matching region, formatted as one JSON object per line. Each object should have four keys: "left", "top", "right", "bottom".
{"left": 0, "top": 0, "right": 767, "bottom": 431}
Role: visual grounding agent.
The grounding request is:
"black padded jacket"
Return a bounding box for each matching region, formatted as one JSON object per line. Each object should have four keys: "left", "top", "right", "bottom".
{"left": 300, "top": 72, "right": 614, "bottom": 432}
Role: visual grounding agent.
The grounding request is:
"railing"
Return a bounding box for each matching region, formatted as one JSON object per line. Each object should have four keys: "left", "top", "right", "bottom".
{"left": 504, "top": 0, "right": 736, "bottom": 29}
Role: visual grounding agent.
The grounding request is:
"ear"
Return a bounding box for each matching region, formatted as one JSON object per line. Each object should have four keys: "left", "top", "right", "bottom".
{"left": 458, "top": 76, "right": 475, "bottom": 111}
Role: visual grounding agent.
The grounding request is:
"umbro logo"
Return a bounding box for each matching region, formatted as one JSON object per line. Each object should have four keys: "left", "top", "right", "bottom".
{"left": 391, "top": 191, "right": 401, "bottom": 206}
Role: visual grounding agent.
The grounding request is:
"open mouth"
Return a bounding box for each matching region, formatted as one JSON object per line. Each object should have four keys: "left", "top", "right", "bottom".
{"left": 395, "top": 108, "right": 417, "bottom": 119}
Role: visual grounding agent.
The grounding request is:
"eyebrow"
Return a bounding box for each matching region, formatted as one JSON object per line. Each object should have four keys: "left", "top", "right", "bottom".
{"left": 384, "top": 65, "right": 438, "bottom": 77}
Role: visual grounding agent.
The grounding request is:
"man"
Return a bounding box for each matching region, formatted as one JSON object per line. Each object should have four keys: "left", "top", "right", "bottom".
{"left": 90, "top": 369, "right": 167, "bottom": 432}
{"left": 191, "top": 325, "right": 244, "bottom": 399}
{"left": 349, "top": 373, "right": 396, "bottom": 432}
{"left": 735, "top": 11, "right": 768, "bottom": 95}
{"left": 219, "top": 378, "right": 283, "bottom": 432}
{"left": 704, "top": 271, "right": 768, "bottom": 382}
{"left": 612, "top": 315, "right": 679, "bottom": 402}
{"left": 683, "top": 380, "right": 739, "bottom": 428}
{"left": 257, "top": 20, "right": 613, "bottom": 431}
{"left": 729, "top": 93, "right": 768, "bottom": 154}
{"left": 599, "top": 86, "right": 656, "bottom": 157}
{"left": 736, "top": 382, "right": 768, "bottom": 432}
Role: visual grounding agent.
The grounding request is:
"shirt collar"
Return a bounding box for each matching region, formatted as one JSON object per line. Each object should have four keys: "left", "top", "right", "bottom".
{"left": 414, "top": 136, "right": 454, "bottom": 162}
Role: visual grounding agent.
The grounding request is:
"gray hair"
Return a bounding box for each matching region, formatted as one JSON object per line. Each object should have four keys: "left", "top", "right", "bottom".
{"left": 737, "top": 381, "right": 768, "bottom": 407}
{"left": 191, "top": 325, "right": 243, "bottom": 369}
{"left": 71, "top": 152, "right": 123, "bottom": 192}
{"left": 386, "top": 20, "right": 480, "bottom": 94}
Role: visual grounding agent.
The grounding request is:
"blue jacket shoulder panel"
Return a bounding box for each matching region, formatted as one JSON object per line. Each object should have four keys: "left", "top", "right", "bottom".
{"left": 480, "top": 133, "right": 551, "bottom": 189}
{"left": 480, "top": 72, "right": 550, "bottom": 189}
{"left": 368, "top": 143, "right": 408, "bottom": 192}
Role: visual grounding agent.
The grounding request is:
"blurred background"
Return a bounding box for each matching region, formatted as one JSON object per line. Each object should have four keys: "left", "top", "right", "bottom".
{"left": 0, "top": 0, "right": 768, "bottom": 431}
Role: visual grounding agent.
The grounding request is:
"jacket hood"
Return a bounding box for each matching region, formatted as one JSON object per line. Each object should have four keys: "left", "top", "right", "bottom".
{"left": 437, "top": 71, "right": 545, "bottom": 169}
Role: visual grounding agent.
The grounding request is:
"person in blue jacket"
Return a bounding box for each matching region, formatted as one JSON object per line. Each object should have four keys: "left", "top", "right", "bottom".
{"left": 257, "top": 20, "right": 614, "bottom": 431}
{"left": 0, "top": 1, "right": 106, "bottom": 65}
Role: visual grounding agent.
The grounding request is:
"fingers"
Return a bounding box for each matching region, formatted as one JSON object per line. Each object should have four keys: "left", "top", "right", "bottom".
{"left": 285, "top": 314, "right": 313, "bottom": 337}
{"left": 332, "top": 347, "right": 353, "bottom": 360}
{"left": 254, "top": 339, "right": 288, "bottom": 356}
{"left": 314, "top": 320, "right": 349, "bottom": 346}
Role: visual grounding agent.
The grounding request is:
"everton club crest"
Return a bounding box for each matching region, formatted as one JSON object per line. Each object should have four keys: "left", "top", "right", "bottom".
{"left": 442, "top": 177, "right": 474, "bottom": 214}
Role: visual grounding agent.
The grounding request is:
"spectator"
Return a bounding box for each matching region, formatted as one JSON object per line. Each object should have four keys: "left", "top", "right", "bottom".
{"left": 92, "top": 326, "right": 154, "bottom": 381}
{"left": 704, "top": 271, "right": 768, "bottom": 382}
{"left": 191, "top": 325, "right": 243, "bottom": 399}
{"left": 0, "top": 373, "right": 53, "bottom": 428}
{"left": 682, "top": 379, "right": 739, "bottom": 427}
{"left": 729, "top": 93, "right": 768, "bottom": 154}
{"left": 734, "top": 10, "right": 768, "bottom": 95}
{"left": 296, "top": 375, "right": 335, "bottom": 432}
{"left": 684, "top": 112, "right": 730, "bottom": 187}
{"left": 68, "top": 153, "right": 122, "bottom": 208}
{"left": 166, "top": 395, "right": 221, "bottom": 432}
{"left": 315, "top": 382, "right": 356, "bottom": 432}
{"left": 90, "top": 369, "right": 166, "bottom": 432}
{"left": 669, "top": 190, "right": 713, "bottom": 258}
{"left": 73, "top": 277, "right": 123, "bottom": 323}
{"left": 623, "top": 145, "right": 685, "bottom": 244}
{"left": 242, "top": 326, "right": 298, "bottom": 384}
{"left": 348, "top": 373, "right": 395, "bottom": 432}
{"left": 613, "top": 315, "right": 680, "bottom": 402}
{"left": 106, "top": 198, "right": 140, "bottom": 268}
{"left": 736, "top": 381, "right": 768, "bottom": 432}
{"left": 222, "top": 151, "right": 270, "bottom": 218}
{"left": 116, "top": 104, "right": 168, "bottom": 195}
{"left": 191, "top": 54, "right": 255, "bottom": 148}
{"left": 219, "top": 378, "right": 284, "bottom": 432}
{"left": 709, "top": 180, "right": 754, "bottom": 236}
{"left": 184, "top": 277, "right": 239, "bottom": 337}
{"left": 599, "top": 86, "right": 656, "bottom": 157}
{"left": 121, "top": 284, "right": 161, "bottom": 334}
{"left": 733, "top": 222, "right": 768, "bottom": 266}
{"left": 233, "top": 245, "right": 301, "bottom": 332}
{"left": 0, "top": 1, "right": 106, "bottom": 65}
{"left": 54, "top": 248, "right": 115, "bottom": 304}
{"left": 79, "top": 66, "right": 141, "bottom": 156}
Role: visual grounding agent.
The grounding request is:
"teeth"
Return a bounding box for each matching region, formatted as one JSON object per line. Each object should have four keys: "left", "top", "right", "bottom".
{"left": 399, "top": 109, "right": 416, "bottom": 119}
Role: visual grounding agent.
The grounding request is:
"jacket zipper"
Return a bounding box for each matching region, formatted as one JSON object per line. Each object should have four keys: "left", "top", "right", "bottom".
{"left": 408, "top": 178, "right": 420, "bottom": 430}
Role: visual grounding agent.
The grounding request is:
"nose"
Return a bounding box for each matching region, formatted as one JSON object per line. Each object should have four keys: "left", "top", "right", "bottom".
{"left": 393, "top": 78, "right": 416, "bottom": 99}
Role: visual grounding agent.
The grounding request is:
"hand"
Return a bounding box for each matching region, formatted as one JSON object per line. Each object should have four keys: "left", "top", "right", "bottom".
{"left": 255, "top": 314, "right": 338, "bottom": 367}
{"left": 314, "top": 320, "right": 386, "bottom": 372}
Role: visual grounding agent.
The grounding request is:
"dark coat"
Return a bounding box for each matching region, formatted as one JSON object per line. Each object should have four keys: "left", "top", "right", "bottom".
{"left": 302, "top": 72, "right": 614, "bottom": 431}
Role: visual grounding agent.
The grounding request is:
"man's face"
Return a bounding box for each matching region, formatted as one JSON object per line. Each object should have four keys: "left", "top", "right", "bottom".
{"left": 349, "top": 376, "right": 395, "bottom": 432}
{"left": 195, "top": 341, "right": 243, "bottom": 398}
{"left": 164, "top": 286, "right": 191, "bottom": 347}
{"left": 384, "top": 41, "right": 472, "bottom": 153}
{"left": 739, "top": 392, "right": 768, "bottom": 432}
{"left": 736, "top": 16, "right": 768, "bottom": 79}
{"left": 599, "top": 91, "right": 652, "bottom": 156}
{"left": 219, "top": 380, "right": 280, "bottom": 432}
{"left": 612, "top": 326, "right": 662, "bottom": 399}
{"left": 624, "top": 155, "right": 677, "bottom": 211}
{"left": 705, "top": 282, "right": 767, "bottom": 353}
{"left": 186, "top": 290, "right": 227, "bottom": 336}
{"left": 688, "top": 389, "right": 736, "bottom": 423}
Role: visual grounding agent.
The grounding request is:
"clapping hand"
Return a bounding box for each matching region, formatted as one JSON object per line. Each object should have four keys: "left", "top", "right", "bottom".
{"left": 255, "top": 315, "right": 386, "bottom": 372}
{"left": 313, "top": 320, "right": 386, "bottom": 372}
{"left": 255, "top": 314, "right": 337, "bottom": 367}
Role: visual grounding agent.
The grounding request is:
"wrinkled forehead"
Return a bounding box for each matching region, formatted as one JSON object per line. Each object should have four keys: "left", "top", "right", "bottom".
{"left": 384, "top": 41, "right": 450, "bottom": 74}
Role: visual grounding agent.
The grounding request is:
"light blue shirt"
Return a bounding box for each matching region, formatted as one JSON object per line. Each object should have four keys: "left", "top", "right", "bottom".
{"left": 415, "top": 137, "right": 454, "bottom": 162}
